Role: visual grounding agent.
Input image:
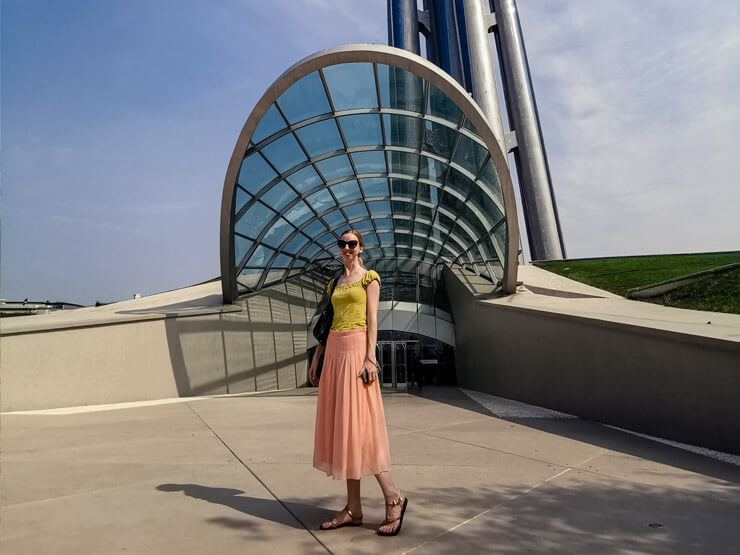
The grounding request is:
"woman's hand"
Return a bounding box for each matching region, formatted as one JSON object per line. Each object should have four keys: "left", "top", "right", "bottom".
{"left": 362, "top": 358, "right": 379, "bottom": 383}
{"left": 309, "top": 345, "right": 323, "bottom": 386}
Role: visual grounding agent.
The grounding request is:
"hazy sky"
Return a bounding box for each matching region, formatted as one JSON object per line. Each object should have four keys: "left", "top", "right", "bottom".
{"left": 2, "top": 0, "right": 738, "bottom": 305}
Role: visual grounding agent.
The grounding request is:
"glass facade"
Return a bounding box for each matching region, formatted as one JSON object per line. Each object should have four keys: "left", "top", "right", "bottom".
{"left": 226, "top": 60, "right": 508, "bottom": 299}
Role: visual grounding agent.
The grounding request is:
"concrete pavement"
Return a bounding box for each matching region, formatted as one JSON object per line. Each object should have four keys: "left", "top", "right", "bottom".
{"left": 2, "top": 387, "right": 739, "bottom": 554}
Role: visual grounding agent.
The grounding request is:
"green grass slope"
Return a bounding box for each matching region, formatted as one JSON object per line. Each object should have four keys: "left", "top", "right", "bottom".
{"left": 536, "top": 252, "right": 740, "bottom": 314}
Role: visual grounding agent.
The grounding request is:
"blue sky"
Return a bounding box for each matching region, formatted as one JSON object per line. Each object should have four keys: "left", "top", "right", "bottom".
{"left": 2, "top": 0, "right": 738, "bottom": 305}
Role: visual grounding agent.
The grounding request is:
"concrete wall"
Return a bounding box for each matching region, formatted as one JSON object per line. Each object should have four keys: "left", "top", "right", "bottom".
{"left": 1, "top": 276, "right": 323, "bottom": 411}
{"left": 444, "top": 267, "right": 740, "bottom": 455}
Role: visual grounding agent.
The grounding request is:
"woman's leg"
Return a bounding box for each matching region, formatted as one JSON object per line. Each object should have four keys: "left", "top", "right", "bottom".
{"left": 374, "top": 471, "right": 404, "bottom": 534}
{"left": 320, "top": 478, "right": 363, "bottom": 529}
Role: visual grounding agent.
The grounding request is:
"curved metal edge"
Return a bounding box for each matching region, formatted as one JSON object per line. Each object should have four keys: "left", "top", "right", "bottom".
{"left": 220, "top": 43, "right": 519, "bottom": 303}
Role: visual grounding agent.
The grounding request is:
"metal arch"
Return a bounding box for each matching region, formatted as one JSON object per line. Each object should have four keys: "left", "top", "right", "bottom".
{"left": 220, "top": 44, "right": 519, "bottom": 303}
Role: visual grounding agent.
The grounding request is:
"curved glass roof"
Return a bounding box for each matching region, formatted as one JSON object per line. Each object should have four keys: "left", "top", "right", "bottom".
{"left": 221, "top": 48, "right": 515, "bottom": 301}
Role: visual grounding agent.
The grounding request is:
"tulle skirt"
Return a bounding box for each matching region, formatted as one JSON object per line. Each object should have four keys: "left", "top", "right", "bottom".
{"left": 313, "top": 328, "right": 391, "bottom": 480}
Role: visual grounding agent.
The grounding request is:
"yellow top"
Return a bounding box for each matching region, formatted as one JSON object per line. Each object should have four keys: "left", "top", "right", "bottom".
{"left": 327, "top": 270, "right": 381, "bottom": 332}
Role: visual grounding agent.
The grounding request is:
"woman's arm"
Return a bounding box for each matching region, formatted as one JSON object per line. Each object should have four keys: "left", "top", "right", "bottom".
{"left": 309, "top": 343, "right": 325, "bottom": 386}
{"left": 364, "top": 279, "right": 380, "bottom": 381}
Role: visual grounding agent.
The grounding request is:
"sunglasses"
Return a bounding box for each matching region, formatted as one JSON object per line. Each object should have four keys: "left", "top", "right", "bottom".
{"left": 337, "top": 239, "right": 359, "bottom": 249}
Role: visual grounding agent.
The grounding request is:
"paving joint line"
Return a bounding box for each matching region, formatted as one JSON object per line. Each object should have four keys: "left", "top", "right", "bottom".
{"left": 184, "top": 403, "right": 333, "bottom": 554}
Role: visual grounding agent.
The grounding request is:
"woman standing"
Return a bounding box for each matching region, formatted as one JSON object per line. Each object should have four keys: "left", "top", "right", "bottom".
{"left": 309, "top": 229, "right": 408, "bottom": 536}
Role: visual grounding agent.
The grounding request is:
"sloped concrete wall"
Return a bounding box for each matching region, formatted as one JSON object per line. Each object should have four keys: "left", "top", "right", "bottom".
{"left": 444, "top": 266, "right": 740, "bottom": 455}
{"left": 1, "top": 276, "right": 323, "bottom": 411}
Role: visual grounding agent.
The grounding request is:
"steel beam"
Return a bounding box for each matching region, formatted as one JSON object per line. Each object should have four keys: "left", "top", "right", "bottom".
{"left": 460, "top": 0, "right": 506, "bottom": 156}
{"left": 388, "top": 0, "right": 421, "bottom": 54}
{"left": 491, "top": 0, "right": 565, "bottom": 260}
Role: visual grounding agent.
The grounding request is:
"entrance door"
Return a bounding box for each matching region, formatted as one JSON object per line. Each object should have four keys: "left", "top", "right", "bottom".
{"left": 377, "top": 341, "right": 417, "bottom": 389}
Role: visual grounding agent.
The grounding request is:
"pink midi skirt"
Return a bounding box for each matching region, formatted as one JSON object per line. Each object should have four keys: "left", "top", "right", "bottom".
{"left": 313, "top": 328, "right": 391, "bottom": 480}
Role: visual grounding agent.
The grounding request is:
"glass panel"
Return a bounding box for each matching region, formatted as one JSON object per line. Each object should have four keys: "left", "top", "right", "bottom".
{"left": 322, "top": 209, "right": 346, "bottom": 228}
{"left": 395, "top": 233, "right": 412, "bottom": 247}
{"left": 301, "top": 243, "right": 321, "bottom": 259}
{"left": 284, "top": 233, "right": 309, "bottom": 254}
{"left": 390, "top": 178, "right": 416, "bottom": 200}
{"left": 316, "top": 155, "right": 353, "bottom": 182}
{"left": 415, "top": 204, "right": 433, "bottom": 222}
{"left": 427, "top": 83, "right": 461, "bottom": 124}
{"left": 234, "top": 235, "right": 254, "bottom": 266}
{"left": 374, "top": 217, "right": 393, "bottom": 231}
{"left": 261, "top": 181, "right": 297, "bottom": 207}
{"left": 367, "top": 200, "right": 392, "bottom": 217}
{"left": 318, "top": 232, "right": 336, "bottom": 247}
{"left": 235, "top": 185, "right": 251, "bottom": 214}
{"left": 343, "top": 203, "right": 369, "bottom": 221}
{"left": 494, "top": 221, "right": 507, "bottom": 258}
{"left": 235, "top": 202, "right": 275, "bottom": 238}
{"left": 306, "top": 188, "right": 335, "bottom": 213}
{"left": 303, "top": 219, "right": 326, "bottom": 237}
{"left": 286, "top": 165, "right": 323, "bottom": 194}
{"left": 422, "top": 120, "right": 457, "bottom": 160}
{"left": 383, "top": 114, "right": 423, "bottom": 149}
{"left": 478, "top": 159, "right": 503, "bottom": 200}
{"left": 277, "top": 71, "right": 331, "bottom": 123}
{"left": 394, "top": 218, "right": 412, "bottom": 231}
{"left": 377, "top": 65, "right": 424, "bottom": 113}
{"left": 415, "top": 182, "right": 437, "bottom": 206}
{"left": 469, "top": 187, "right": 504, "bottom": 229}
{"left": 284, "top": 200, "right": 313, "bottom": 226}
{"left": 237, "top": 268, "right": 261, "bottom": 289}
{"left": 387, "top": 151, "right": 419, "bottom": 177}
{"left": 252, "top": 103, "right": 286, "bottom": 143}
{"left": 360, "top": 177, "right": 389, "bottom": 197}
{"left": 351, "top": 219, "right": 374, "bottom": 233}
{"left": 413, "top": 235, "right": 427, "bottom": 249}
{"left": 419, "top": 155, "right": 448, "bottom": 184}
{"left": 392, "top": 200, "right": 413, "bottom": 217}
{"left": 272, "top": 254, "right": 293, "bottom": 268}
{"left": 295, "top": 119, "right": 343, "bottom": 157}
{"left": 331, "top": 179, "right": 362, "bottom": 202}
{"left": 362, "top": 233, "right": 379, "bottom": 247}
{"left": 238, "top": 154, "right": 277, "bottom": 195}
{"left": 462, "top": 116, "right": 481, "bottom": 137}
{"left": 339, "top": 114, "right": 382, "bottom": 147}
{"left": 452, "top": 134, "right": 488, "bottom": 177}
{"left": 351, "top": 150, "right": 386, "bottom": 174}
{"left": 382, "top": 247, "right": 395, "bottom": 257}
{"left": 323, "top": 63, "right": 377, "bottom": 111}
{"left": 379, "top": 232, "right": 395, "bottom": 245}
{"left": 446, "top": 167, "right": 473, "bottom": 199}
{"left": 245, "top": 245, "right": 276, "bottom": 267}
{"left": 262, "top": 218, "right": 295, "bottom": 248}
{"left": 260, "top": 133, "right": 307, "bottom": 173}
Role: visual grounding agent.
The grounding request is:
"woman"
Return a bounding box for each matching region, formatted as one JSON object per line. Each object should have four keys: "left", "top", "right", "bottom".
{"left": 309, "top": 229, "right": 408, "bottom": 536}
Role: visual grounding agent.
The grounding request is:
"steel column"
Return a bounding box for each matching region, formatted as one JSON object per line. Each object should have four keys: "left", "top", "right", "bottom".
{"left": 460, "top": 0, "right": 506, "bottom": 155}
{"left": 491, "top": 0, "right": 565, "bottom": 260}
{"left": 388, "top": 0, "right": 421, "bottom": 55}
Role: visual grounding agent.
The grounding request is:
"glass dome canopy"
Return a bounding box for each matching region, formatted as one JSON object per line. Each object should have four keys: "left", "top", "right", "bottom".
{"left": 220, "top": 45, "right": 519, "bottom": 303}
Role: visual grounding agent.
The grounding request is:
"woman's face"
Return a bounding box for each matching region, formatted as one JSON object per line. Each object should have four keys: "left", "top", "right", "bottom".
{"left": 339, "top": 232, "right": 363, "bottom": 262}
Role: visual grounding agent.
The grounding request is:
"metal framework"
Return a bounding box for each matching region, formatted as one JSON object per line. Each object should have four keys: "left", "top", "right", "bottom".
{"left": 220, "top": 45, "right": 519, "bottom": 303}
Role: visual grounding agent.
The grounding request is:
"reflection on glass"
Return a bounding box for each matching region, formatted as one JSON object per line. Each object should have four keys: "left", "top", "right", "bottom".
{"left": 343, "top": 202, "right": 369, "bottom": 221}
{"left": 452, "top": 134, "right": 488, "bottom": 177}
{"left": 246, "top": 245, "right": 276, "bottom": 267}
{"left": 284, "top": 200, "right": 313, "bottom": 226}
{"left": 339, "top": 114, "right": 383, "bottom": 147}
{"left": 331, "top": 179, "right": 362, "bottom": 202}
{"left": 323, "top": 63, "right": 377, "bottom": 111}
{"left": 261, "top": 133, "right": 307, "bottom": 173}
{"left": 261, "top": 181, "right": 297, "bottom": 207}
{"left": 295, "top": 119, "right": 344, "bottom": 157}
{"left": 286, "top": 165, "right": 323, "bottom": 194}
{"left": 383, "top": 114, "right": 423, "bottom": 149}
{"left": 316, "top": 155, "right": 353, "bottom": 181}
{"left": 322, "top": 209, "right": 346, "bottom": 228}
{"left": 351, "top": 150, "right": 386, "bottom": 174}
{"left": 306, "top": 188, "right": 334, "bottom": 213}
{"left": 422, "top": 120, "right": 457, "bottom": 160}
{"left": 252, "top": 103, "right": 286, "bottom": 144}
{"left": 303, "top": 219, "right": 327, "bottom": 237}
{"left": 367, "top": 200, "right": 392, "bottom": 217}
{"left": 277, "top": 71, "right": 331, "bottom": 123}
{"left": 234, "top": 235, "right": 254, "bottom": 266}
{"left": 360, "top": 177, "right": 390, "bottom": 198}
{"left": 238, "top": 154, "right": 277, "bottom": 195}
{"left": 377, "top": 64, "right": 424, "bottom": 113}
{"left": 285, "top": 233, "right": 309, "bottom": 254}
{"left": 262, "top": 218, "right": 294, "bottom": 248}
{"left": 235, "top": 186, "right": 251, "bottom": 214}
{"left": 236, "top": 202, "right": 275, "bottom": 238}
{"left": 427, "top": 83, "right": 461, "bottom": 124}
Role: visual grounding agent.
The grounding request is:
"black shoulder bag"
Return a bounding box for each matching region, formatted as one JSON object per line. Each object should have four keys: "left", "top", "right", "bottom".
{"left": 312, "top": 276, "right": 339, "bottom": 346}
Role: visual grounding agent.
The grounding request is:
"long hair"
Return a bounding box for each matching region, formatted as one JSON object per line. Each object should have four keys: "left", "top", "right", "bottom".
{"left": 341, "top": 229, "right": 365, "bottom": 268}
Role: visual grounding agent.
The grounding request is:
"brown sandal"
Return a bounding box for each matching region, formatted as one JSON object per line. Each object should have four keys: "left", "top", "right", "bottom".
{"left": 377, "top": 495, "right": 408, "bottom": 536}
{"left": 318, "top": 505, "right": 363, "bottom": 530}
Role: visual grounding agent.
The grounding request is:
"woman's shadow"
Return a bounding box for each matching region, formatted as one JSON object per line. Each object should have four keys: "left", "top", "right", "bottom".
{"left": 156, "top": 483, "right": 340, "bottom": 532}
